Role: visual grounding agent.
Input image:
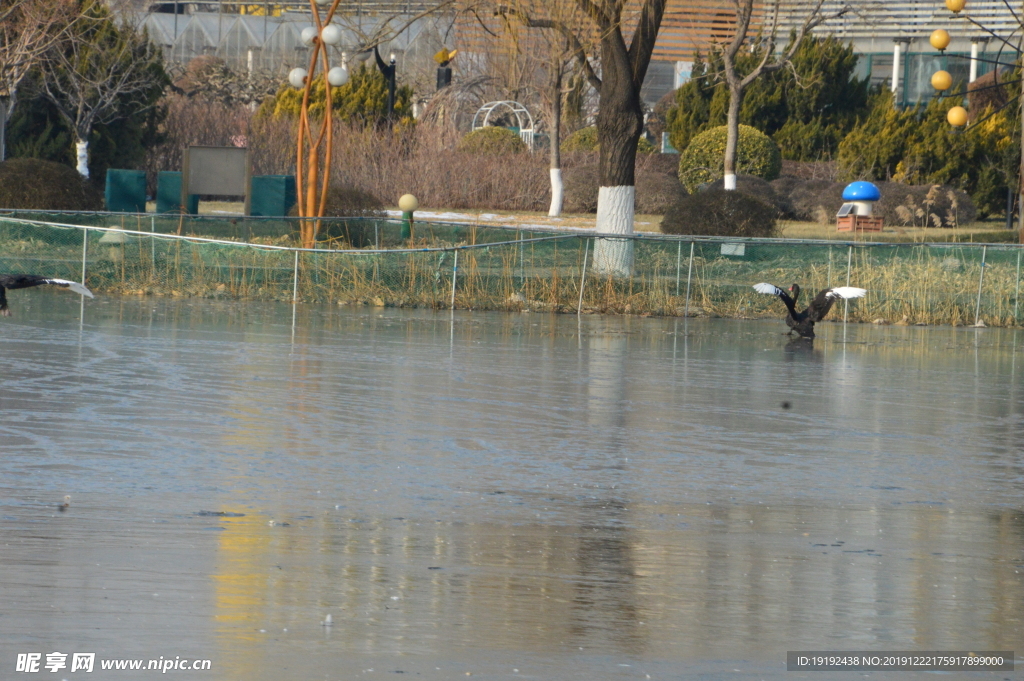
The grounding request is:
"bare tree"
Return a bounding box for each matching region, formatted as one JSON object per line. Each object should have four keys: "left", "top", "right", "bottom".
{"left": 496, "top": 3, "right": 589, "bottom": 216}
{"left": 497, "top": 0, "right": 667, "bottom": 274}
{"left": 0, "top": 0, "right": 73, "bottom": 161}
{"left": 41, "top": 0, "right": 166, "bottom": 178}
{"left": 719, "top": 0, "right": 848, "bottom": 189}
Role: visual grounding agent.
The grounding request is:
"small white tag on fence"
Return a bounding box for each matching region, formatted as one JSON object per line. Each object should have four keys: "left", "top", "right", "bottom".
{"left": 721, "top": 243, "right": 745, "bottom": 256}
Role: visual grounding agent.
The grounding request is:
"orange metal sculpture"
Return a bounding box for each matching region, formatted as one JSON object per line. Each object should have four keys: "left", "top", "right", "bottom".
{"left": 292, "top": 0, "right": 348, "bottom": 248}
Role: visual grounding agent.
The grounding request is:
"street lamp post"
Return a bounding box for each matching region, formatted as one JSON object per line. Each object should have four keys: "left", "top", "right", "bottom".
{"left": 374, "top": 46, "right": 397, "bottom": 121}
{"left": 288, "top": 0, "right": 349, "bottom": 249}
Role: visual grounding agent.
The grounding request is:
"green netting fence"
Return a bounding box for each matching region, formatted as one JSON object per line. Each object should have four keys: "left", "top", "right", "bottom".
{"left": 2, "top": 214, "right": 1023, "bottom": 327}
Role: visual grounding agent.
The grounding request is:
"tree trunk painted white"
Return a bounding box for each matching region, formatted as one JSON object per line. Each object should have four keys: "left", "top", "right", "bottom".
{"left": 723, "top": 92, "right": 741, "bottom": 191}
{"left": 547, "top": 64, "right": 563, "bottom": 217}
{"left": 593, "top": 185, "right": 635, "bottom": 277}
{"left": 548, "top": 168, "right": 563, "bottom": 217}
{"left": 75, "top": 139, "right": 89, "bottom": 178}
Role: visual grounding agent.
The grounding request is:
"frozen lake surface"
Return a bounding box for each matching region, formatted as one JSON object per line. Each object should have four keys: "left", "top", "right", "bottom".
{"left": 1, "top": 292, "right": 1022, "bottom": 680}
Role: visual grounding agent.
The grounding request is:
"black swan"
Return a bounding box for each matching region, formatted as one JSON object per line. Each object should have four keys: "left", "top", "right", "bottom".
{"left": 0, "top": 274, "right": 94, "bottom": 316}
{"left": 753, "top": 283, "right": 866, "bottom": 338}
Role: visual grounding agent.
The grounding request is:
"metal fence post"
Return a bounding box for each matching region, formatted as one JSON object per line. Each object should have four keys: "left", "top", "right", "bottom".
{"left": 675, "top": 240, "right": 682, "bottom": 297}
{"left": 578, "top": 237, "right": 590, "bottom": 314}
{"left": 81, "top": 227, "right": 89, "bottom": 285}
{"left": 1015, "top": 248, "right": 1022, "bottom": 323}
{"left": 292, "top": 250, "right": 299, "bottom": 304}
{"left": 974, "top": 244, "right": 987, "bottom": 326}
{"left": 519, "top": 231, "right": 524, "bottom": 287}
{"left": 450, "top": 248, "right": 458, "bottom": 311}
{"left": 683, "top": 241, "right": 695, "bottom": 318}
{"left": 844, "top": 245, "right": 853, "bottom": 323}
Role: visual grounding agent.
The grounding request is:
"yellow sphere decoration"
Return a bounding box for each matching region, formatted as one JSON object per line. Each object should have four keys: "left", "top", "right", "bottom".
{"left": 398, "top": 194, "right": 419, "bottom": 212}
{"left": 930, "top": 29, "right": 951, "bottom": 51}
{"left": 945, "top": 0, "right": 965, "bottom": 12}
{"left": 947, "top": 106, "right": 968, "bottom": 127}
{"left": 931, "top": 70, "right": 953, "bottom": 91}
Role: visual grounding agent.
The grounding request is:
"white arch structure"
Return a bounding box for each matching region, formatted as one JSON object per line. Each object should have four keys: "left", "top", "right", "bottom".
{"left": 471, "top": 101, "right": 535, "bottom": 151}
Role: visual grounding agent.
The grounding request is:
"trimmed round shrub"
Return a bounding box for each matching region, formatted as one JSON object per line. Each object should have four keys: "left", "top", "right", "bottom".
{"left": 660, "top": 189, "right": 779, "bottom": 238}
{"left": 0, "top": 158, "right": 103, "bottom": 211}
{"left": 457, "top": 126, "right": 527, "bottom": 155}
{"left": 678, "top": 124, "right": 782, "bottom": 193}
{"left": 289, "top": 184, "right": 386, "bottom": 246}
{"left": 561, "top": 126, "right": 598, "bottom": 152}
{"left": 561, "top": 126, "right": 657, "bottom": 154}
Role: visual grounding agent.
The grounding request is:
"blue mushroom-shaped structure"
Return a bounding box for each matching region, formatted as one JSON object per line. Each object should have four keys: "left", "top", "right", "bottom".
{"left": 842, "top": 181, "right": 881, "bottom": 202}
{"left": 836, "top": 180, "right": 884, "bottom": 231}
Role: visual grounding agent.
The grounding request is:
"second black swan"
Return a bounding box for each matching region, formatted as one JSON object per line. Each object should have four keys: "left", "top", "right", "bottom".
{"left": 0, "top": 274, "right": 94, "bottom": 317}
{"left": 753, "top": 283, "right": 866, "bottom": 338}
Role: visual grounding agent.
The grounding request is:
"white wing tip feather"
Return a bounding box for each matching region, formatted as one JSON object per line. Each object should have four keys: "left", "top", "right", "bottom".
{"left": 47, "top": 279, "right": 95, "bottom": 298}
{"left": 829, "top": 286, "right": 866, "bottom": 299}
{"left": 753, "top": 283, "right": 782, "bottom": 296}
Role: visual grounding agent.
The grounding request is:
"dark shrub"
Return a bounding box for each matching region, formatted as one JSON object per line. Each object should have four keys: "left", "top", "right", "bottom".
{"left": 661, "top": 189, "right": 779, "bottom": 238}
{"left": 769, "top": 176, "right": 801, "bottom": 218}
{"left": 706, "top": 174, "right": 790, "bottom": 218}
{"left": 562, "top": 163, "right": 600, "bottom": 213}
{"left": 636, "top": 169, "right": 687, "bottom": 214}
{"left": 786, "top": 179, "right": 845, "bottom": 223}
{"left": 289, "top": 184, "right": 386, "bottom": 246}
{"left": 640, "top": 152, "right": 680, "bottom": 176}
{"left": 0, "top": 158, "right": 103, "bottom": 211}
{"left": 562, "top": 161, "right": 687, "bottom": 214}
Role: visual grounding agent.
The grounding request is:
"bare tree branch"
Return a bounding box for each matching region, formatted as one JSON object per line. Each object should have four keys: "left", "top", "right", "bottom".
{"left": 496, "top": 4, "right": 601, "bottom": 89}
{"left": 717, "top": 0, "right": 850, "bottom": 184}
{"left": 627, "top": 0, "right": 667, "bottom": 89}
{"left": 0, "top": 0, "right": 74, "bottom": 103}
{"left": 39, "top": 0, "right": 165, "bottom": 175}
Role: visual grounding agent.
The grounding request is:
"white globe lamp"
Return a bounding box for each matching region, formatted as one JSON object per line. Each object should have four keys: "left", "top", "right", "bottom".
{"left": 300, "top": 26, "right": 317, "bottom": 46}
{"left": 321, "top": 24, "right": 342, "bottom": 46}
{"left": 327, "top": 66, "right": 349, "bottom": 87}
{"left": 288, "top": 68, "right": 308, "bottom": 89}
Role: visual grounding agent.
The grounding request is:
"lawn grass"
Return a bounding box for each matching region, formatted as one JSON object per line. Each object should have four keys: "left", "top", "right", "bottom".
{"left": 778, "top": 219, "right": 1019, "bottom": 243}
